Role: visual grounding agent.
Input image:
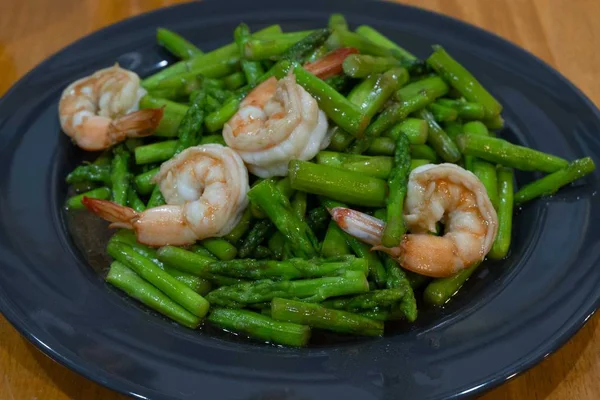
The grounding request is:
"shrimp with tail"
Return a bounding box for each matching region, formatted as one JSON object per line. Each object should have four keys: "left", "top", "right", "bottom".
{"left": 83, "top": 144, "right": 250, "bottom": 246}
{"left": 330, "top": 163, "right": 498, "bottom": 278}
{"left": 59, "top": 64, "right": 163, "bottom": 151}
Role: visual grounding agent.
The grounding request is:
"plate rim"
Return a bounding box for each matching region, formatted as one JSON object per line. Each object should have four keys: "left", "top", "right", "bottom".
{"left": 0, "top": 1, "right": 599, "bottom": 399}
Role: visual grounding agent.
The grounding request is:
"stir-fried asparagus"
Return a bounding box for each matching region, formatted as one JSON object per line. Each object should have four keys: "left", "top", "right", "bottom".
{"left": 208, "top": 308, "right": 311, "bottom": 347}
{"left": 271, "top": 298, "right": 384, "bottom": 336}
{"left": 206, "top": 270, "right": 369, "bottom": 308}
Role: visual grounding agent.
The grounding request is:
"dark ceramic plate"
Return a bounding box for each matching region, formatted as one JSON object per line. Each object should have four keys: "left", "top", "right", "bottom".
{"left": 0, "top": 0, "right": 599, "bottom": 399}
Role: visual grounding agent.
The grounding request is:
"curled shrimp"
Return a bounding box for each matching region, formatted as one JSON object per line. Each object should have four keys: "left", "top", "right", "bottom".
{"left": 83, "top": 144, "right": 249, "bottom": 246}
{"left": 331, "top": 163, "right": 498, "bottom": 278}
{"left": 59, "top": 64, "right": 163, "bottom": 151}
{"left": 222, "top": 48, "right": 358, "bottom": 178}
{"left": 223, "top": 72, "right": 329, "bottom": 177}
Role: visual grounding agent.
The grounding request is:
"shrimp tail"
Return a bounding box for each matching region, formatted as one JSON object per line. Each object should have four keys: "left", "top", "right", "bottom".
{"left": 329, "top": 207, "right": 384, "bottom": 246}
{"left": 82, "top": 197, "right": 137, "bottom": 229}
{"left": 109, "top": 107, "right": 164, "bottom": 140}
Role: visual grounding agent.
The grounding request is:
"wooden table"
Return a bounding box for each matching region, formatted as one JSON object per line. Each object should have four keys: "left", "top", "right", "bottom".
{"left": 1, "top": 0, "right": 599, "bottom": 398}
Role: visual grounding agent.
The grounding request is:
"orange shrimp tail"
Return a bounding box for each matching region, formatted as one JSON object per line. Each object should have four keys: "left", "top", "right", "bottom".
{"left": 304, "top": 47, "right": 359, "bottom": 80}
{"left": 82, "top": 197, "right": 137, "bottom": 229}
{"left": 109, "top": 107, "right": 164, "bottom": 140}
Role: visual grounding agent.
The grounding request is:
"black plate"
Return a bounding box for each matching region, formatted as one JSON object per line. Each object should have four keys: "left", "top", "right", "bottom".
{"left": 1, "top": 0, "right": 599, "bottom": 399}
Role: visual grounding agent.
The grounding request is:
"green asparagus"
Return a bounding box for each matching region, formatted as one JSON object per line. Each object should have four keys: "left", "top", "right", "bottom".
{"left": 515, "top": 157, "right": 596, "bottom": 204}
{"left": 427, "top": 45, "right": 502, "bottom": 118}
{"left": 382, "top": 131, "right": 410, "bottom": 247}
{"left": 107, "top": 262, "right": 201, "bottom": 328}
{"left": 247, "top": 179, "right": 319, "bottom": 258}
{"left": 206, "top": 270, "right": 369, "bottom": 307}
{"left": 489, "top": 168, "right": 514, "bottom": 259}
{"left": 457, "top": 134, "right": 569, "bottom": 173}
{"left": 271, "top": 298, "right": 383, "bottom": 336}
{"left": 208, "top": 308, "right": 311, "bottom": 347}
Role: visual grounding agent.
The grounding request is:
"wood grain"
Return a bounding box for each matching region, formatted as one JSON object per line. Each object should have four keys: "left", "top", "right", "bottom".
{"left": 0, "top": 0, "right": 598, "bottom": 399}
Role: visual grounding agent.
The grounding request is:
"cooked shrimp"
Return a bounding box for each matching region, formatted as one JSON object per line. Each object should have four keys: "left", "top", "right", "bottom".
{"left": 222, "top": 72, "right": 329, "bottom": 177}
{"left": 83, "top": 144, "right": 249, "bottom": 246}
{"left": 59, "top": 64, "right": 163, "bottom": 151}
{"left": 330, "top": 163, "right": 498, "bottom": 278}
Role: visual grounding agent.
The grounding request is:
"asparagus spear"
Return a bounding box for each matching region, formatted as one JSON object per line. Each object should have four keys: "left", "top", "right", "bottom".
{"left": 208, "top": 308, "right": 310, "bottom": 347}
{"left": 327, "top": 28, "right": 404, "bottom": 61}
{"left": 66, "top": 165, "right": 111, "bottom": 185}
{"left": 428, "top": 103, "right": 458, "bottom": 122}
{"left": 472, "top": 160, "right": 500, "bottom": 209}
{"left": 201, "top": 238, "right": 237, "bottom": 261}
{"left": 156, "top": 28, "right": 202, "bottom": 59}
{"left": 156, "top": 246, "right": 244, "bottom": 286}
{"left": 427, "top": 45, "right": 502, "bottom": 118}
{"left": 107, "top": 262, "right": 201, "bottom": 328}
{"left": 484, "top": 114, "right": 505, "bottom": 130}
{"left": 289, "top": 160, "right": 387, "bottom": 207}
{"left": 321, "top": 288, "right": 406, "bottom": 311}
{"left": 223, "top": 71, "right": 246, "bottom": 90}
{"left": 419, "top": 109, "right": 461, "bottom": 162}
{"left": 66, "top": 187, "right": 111, "bottom": 210}
{"left": 134, "top": 167, "right": 159, "bottom": 195}
{"left": 423, "top": 262, "right": 481, "bottom": 306}
{"left": 383, "top": 256, "right": 417, "bottom": 322}
{"left": 328, "top": 13, "right": 348, "bottom": 31}
{"left": 361, "top": 68, "right": 409, "bottom": 124}
{"left": 327, "top": 130, "right": 353, "bottom": 152}
{"left": 382, "top": 132, "right": 410, "bottom": 247}
{"left": 342, "top": 54, "right": 402, "bottom": 78}
{"left": 366, "top": 137, "right": 439, "bottom": 162}
{"left": 247, "top": 179, "right": 319, "bottom": 258}
{"left": 143, "top": 25, "right": 282, "bottom": 86}
{"left": 457, "top": 134, "right": 569, "bottom": 173}
{"left": 146, "top": 185, "right": 166, "bottom": 208}
{"left": 321, "top": 222, "right": 352, "bottom": 257}
{"left": 271, "top": 298, "right": 383, "bottom": 336}
{"left": 238, "top": 219, "right": 273, "bottom": 258}
{"left": 364, "top": 76, "right": 449, "bottom": 139}
{"left": 436, "top": 98, "right": 485, "bottom": 120}
{"left": 462, "top": 121, "right": 489, "bottom": 171}
{"left": 110, "top": 145, "right": 131, "bottom": 206}
{"left": 488, "top": 168, "right": 514, "bottom": 259}
{"left": 198, "top": 134, "right": 226, "bottom": 146}
{"left": 242, "top": 30, "right": 317, "bottom": 60}
{"left": 277, "top": 28, "right": 332, "bottom": 62}
{"left": 355, "top": 25, "right": 417, "bottom": 61}
{"left": 206, "top": 270, "right": 369, "bottom": 307}
{"left": 174, "top": 90, "right": 206, "bottom": 154}
{"left": 110, "top": 230, "right": 211, "bottom": 295}
{"left": 166, "top": 253, "right": 368, "bottom": 280}
{"left": 384, "top": 118, "right": 428, "bottom": 145}
{"left": 107, "top": 241, "right": 209, "bottom": 318}
{"left": 127, "top": 190, "right": 146, "bottom": 212}
{"left": 291, "top": 191, "right": 307, "bottom": 219}
{"left": 515, "top": 157, "right": 596, "bottom": 204}
{"left": 234, "top": 23, "right": 266, "bottom": 85}
{"left": 134, "top": 140, "right": 177, "bottom": 165}
{"left": 223, "top": 208, "right": 252, "bottom": 244}
{"left": 316, "top": 151, "right": 393, "bottom": 179}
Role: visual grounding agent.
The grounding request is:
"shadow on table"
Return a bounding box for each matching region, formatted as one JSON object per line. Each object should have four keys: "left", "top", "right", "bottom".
{"left": 480, "top": 312, "right": 599, "bottom": 399}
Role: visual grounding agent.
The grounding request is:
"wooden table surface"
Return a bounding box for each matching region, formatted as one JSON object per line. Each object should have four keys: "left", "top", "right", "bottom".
{"left": 1, "top": 0, "right": 599, "bottom": 398}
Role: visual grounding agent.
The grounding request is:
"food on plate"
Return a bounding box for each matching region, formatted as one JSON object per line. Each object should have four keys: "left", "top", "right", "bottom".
{"left": 62, "top": 14, "right": 595, "bottom": 346}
